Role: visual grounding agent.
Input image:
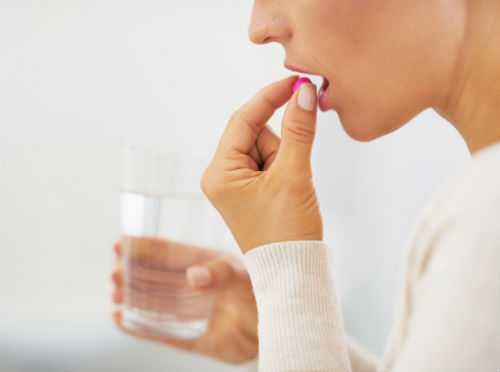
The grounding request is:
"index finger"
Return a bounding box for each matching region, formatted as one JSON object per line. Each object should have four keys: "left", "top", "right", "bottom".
{"left": 217, "top": 75, "right": 298, "bottom": 155}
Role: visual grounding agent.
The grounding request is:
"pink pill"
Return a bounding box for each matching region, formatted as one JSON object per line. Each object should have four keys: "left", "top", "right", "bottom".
{"left": 292, "top": 77, "right": 312, "bottom": 93}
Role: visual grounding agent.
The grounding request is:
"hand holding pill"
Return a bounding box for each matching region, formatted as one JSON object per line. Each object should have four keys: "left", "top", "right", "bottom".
{"left": 201, "top": 75, "right": 323, "bottom": 253}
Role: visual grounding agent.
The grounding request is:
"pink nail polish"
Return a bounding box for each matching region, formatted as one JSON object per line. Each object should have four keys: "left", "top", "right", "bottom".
{"left": 292, "top": 77, "right": 312, "bottom": 93}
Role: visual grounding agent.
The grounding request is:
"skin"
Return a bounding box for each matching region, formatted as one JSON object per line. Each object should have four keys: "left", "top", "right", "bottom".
{"left": 112, "top": 241, "right": 258, "bottom": 363}
{"left": 112, "top": 0, "right": 500, "bottom": 364}
{"left": 250, "top": 0, "right": 500, "bottom": 151}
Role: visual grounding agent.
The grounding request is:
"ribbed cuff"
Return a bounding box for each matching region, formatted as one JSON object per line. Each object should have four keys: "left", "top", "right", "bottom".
{"left": 244, "top": 240, "right": 328, "bottom": 292}
{"left": 243, "top": 241, "right": 351, "bottom": 371}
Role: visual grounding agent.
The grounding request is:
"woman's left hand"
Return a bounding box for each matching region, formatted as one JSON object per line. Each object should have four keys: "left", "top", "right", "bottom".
{"left": 201, "top": 75, "right": 323, "bottom": 253}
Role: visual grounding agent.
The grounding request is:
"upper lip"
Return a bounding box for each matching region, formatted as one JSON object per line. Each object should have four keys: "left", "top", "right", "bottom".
{"left": 284, "top": 62, "right": 321, "bottom": 77}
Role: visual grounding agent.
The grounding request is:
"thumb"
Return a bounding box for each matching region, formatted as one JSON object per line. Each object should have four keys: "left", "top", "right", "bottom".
{"left": 275, "top": 78, "right": 318, "bottom": 172}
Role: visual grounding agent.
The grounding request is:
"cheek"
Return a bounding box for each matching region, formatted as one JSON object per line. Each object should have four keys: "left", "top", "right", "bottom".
{"left": 306, "top": 0, "right": 393, "bottom": 85}
{"left": 301, "top": 0, "right": 431, "bottom": 141}
{"left": 312, "top": 1, "right": 423, "bottom": 138}
{"left": 316, "top": 0, "right": 383, "bottom": 41}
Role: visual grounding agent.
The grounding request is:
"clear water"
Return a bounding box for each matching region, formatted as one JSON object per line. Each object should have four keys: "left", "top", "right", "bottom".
{"left": 120, "top": 192, "right": 225, "bottom": 340}
{"left": 121, "top": 237, "right": 213, "bottom": 339}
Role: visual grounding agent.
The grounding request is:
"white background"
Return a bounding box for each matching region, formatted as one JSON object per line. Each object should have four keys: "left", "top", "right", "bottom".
{"left": 0, "top": 1, "right": 469, "bottom": 371}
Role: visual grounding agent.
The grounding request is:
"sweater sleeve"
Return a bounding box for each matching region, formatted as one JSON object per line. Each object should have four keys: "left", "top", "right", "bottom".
{"left": 241, "top": 335, "right": 378, "bottom": 372}
{"left": 243, "top": 240, "right": 363, "bottom": 372}
{"left": 241, "top": 340, "right": 378, "bottom": 372}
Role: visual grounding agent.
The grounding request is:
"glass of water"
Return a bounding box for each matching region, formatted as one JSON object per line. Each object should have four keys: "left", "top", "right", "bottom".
{"left": 119, "top": 145, "right": 233, "bottom": 340}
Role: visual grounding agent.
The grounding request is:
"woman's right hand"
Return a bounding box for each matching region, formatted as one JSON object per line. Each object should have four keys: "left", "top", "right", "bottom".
{"left": 111, "top": 240, "right": 258, "bottom": 364}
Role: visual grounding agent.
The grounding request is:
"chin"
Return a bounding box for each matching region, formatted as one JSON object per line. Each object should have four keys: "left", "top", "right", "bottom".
{"left": 338, "top": 110, "right": 406, "bottom": 142}
{"left": 338, "top": 112, "right": 385, "bottom": 142}
{"left": 344, "top": 126, "right": 382, "bottom": 142}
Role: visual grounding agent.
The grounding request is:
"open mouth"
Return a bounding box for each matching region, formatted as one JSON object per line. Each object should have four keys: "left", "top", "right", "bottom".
{"left": 284, "top": 62, "right": 332, "bottom": 111}
{"left": 319, "top": 77, "right": 330, "bottom": 96}
{"left": 318, "top": 77, "right": 331, "bottom": 111}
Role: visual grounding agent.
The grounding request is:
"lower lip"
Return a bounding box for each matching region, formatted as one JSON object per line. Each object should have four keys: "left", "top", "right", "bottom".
{"left": 318, "top": 79, "right": 331, "bottom": 111}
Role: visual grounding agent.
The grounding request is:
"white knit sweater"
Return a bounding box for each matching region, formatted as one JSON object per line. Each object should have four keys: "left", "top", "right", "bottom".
{"left": 242, "top": 142, "right": 500, "bottom": 372}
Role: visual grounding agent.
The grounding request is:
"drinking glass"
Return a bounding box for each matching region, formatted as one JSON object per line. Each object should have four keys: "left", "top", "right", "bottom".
{"left": 119, "top": 145, "right": 233, "bottom": 340}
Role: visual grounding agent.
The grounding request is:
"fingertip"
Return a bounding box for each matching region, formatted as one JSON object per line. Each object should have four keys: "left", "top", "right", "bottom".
{"left": 113, "top": 241, "right": 122, "bottom": 256}
{"left": 287, "top": 74, "right": 300, "bottom": 85}
{"left": 111, "top": 270, "right": 123, "bottom": 286}
{"left": 112, "top": 290, "right": 124, "bottom": 304}
{"left": 112, "top": 310, "right": 122, "bottom": 326}
{"left": 282, "top": 75, "right": 302, "bottom": 96}
{"left": 229, "top": 261, "right": 248, "bottom": 276}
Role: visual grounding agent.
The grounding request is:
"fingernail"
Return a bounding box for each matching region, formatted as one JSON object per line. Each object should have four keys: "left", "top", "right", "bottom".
{"left": 187, "top": 266, "right": 211, "bottom": 287}
{"left": 230, "top": 261, "right": 247, "bottom": 274}
{"left": 298, "top": 83, "right": 317, "bottom": 111}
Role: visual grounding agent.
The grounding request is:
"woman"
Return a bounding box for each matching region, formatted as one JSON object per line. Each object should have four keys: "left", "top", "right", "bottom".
{"left": 111, "top": 1, "right": 500, "bottom": 371}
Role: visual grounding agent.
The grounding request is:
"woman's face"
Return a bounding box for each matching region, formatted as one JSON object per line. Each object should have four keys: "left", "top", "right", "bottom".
{"left": 249, "top": 0, "right": 464, "bottom": 141}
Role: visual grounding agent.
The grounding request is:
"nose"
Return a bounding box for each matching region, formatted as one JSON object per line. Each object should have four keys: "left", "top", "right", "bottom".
{"left": 248, "top": 3, "right": 290, "bottom": 45}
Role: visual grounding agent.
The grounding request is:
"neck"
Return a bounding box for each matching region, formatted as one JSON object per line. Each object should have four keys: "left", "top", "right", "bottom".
{"left": 435, "top": 1, "right": 500, "bottom": 154}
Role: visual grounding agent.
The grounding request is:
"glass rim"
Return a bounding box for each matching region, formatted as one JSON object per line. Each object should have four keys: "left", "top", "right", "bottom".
{"left": 122, "top": 144, "right": 210, "bottom": 196}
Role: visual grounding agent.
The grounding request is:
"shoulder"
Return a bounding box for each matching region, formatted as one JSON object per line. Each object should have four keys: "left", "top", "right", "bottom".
{"left": 396, "top": 144, "right": 500, "bottom": 370}
{"left": 433, "top": 141, "right": 500, "bottom": 221}
{"left": 414, "top": 142, "right": 500, "bottom": 276}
